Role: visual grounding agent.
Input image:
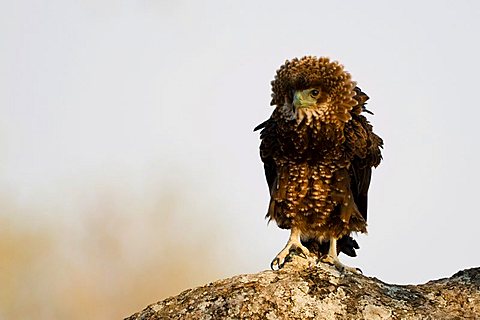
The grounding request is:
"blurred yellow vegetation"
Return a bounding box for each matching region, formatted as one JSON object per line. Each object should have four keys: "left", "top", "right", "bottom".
{"left": 0, "top": 181, "right": 226, "bottom": 319}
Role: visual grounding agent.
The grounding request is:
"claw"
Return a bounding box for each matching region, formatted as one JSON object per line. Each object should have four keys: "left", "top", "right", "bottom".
{"left": 343, "top": 266, "right": 362, "bottom": 275}
{"left": 270, "top": 258, "right": 282, "bottom": 270}
{"left": 270, "top": 253, "right": 288, "bottom": 270}
{"left": 298, "top": 251, "right": 308, "bottom": 259}
{"left": 271, "top": 228, "right": 310, "bottom": 270}
{"left": 319, "top": 254, "right": 362, "bottom": 274}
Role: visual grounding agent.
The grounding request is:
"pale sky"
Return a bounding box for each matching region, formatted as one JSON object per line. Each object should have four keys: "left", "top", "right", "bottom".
{"left": 1, "top": 0, "right": 479, "bottom": 290}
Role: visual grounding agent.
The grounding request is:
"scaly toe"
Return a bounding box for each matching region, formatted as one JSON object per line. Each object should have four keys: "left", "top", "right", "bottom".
{"left": 296, "top": 245, "right": 311, "bottom": 258}
{"left": 342, "top": 265, "right": 362, "bottom": 274}
{"left": 319, "top": 255, "right": 361, "bottom": 274}
{"left": 319, "top": 254, "right": 336, "bottom": 266}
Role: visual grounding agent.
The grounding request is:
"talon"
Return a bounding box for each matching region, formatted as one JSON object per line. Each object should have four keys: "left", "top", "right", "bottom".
{"left": 342, "top": 266, "right": 362, "bottom": 274}
{"left": 297, "top": 251, "right": 307, "bottom": 259}
{"left": 271, "top": 228, "right": 310, "bottom": 270}
{"left": 270, "top": 258, "right": 281, "bottom": 270}
{"left": 270, "top": 257, "right": 286, "bottom": 270}
{"left": 270, "top": 260, "right": 275, "bottom": 270}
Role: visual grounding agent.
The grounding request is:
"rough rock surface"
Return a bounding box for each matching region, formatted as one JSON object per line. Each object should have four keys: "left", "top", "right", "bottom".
{"left": 126, "top": 256, "right": 480, "bottom": 319}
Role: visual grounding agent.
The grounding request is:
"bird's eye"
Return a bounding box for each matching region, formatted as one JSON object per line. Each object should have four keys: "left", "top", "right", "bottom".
{"left": 310, "top": 89, "right": 320, "bottom": 97}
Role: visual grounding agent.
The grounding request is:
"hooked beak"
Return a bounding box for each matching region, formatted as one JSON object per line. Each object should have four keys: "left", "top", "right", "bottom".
{"left": 292, "top": 91, "right": 300, "bottom": 109}
{"left": 293, "top": 90, "right": 308, "bottom": 109}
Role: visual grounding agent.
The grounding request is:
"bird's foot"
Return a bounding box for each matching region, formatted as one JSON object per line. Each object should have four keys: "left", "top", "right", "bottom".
{"left": 271, "top": 240, "right": 311, "bottom": 270}
{"left": 319, "top": 254, "right": 362, "bottom": 274}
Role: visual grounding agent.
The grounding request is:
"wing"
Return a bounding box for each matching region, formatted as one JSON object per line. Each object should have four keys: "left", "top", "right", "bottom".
{"left": 350, "top": 117, "right": 383, "bottom": 221}
{"left": 254, "top": 118, "right": 277, "bottom": 197}
{"left": 340, "top": 87, "right": 383, "bottom": 256}
{"left": 255, "top": 116, "right": 297, "bottom": 229}
{"left": 350, "top": 157, "right": 372, "bottom": 221}
{"left": 349, "top": 87, "right": 383, "bottom": 221}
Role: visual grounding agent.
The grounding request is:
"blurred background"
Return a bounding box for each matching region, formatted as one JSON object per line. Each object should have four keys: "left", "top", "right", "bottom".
{"left": 1, "top": 0, "right": 480, "bottom": 319}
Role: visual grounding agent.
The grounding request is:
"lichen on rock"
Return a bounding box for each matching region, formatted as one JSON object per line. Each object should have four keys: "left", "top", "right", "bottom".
{"left": 126, "top": 256, "right": 480, "bottom": 320}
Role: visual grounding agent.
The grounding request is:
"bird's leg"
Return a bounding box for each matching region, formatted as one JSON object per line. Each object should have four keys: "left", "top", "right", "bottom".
{"left": 271, "top": 228, "right": 310, "bottom": 270}
{"left": 320, "top": 238, "right": 361, "bottom": 274}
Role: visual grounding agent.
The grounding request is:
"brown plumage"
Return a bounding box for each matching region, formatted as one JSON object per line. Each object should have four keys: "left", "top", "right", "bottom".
{"left": 255, "top": 56, "right": 383, "bottom": 272}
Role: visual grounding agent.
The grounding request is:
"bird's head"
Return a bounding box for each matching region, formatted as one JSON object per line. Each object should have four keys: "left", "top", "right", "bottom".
{"left": 270, "top": 56, "right": 359, "bottom": 125}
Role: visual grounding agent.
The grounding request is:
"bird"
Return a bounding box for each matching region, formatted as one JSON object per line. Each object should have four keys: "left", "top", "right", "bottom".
{"left": 255, "top": 56, "right": 383, "bottom": 273}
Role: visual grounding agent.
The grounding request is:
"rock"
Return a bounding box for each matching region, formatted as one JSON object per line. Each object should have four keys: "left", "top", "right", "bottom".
{"left": 125, "top": 256, "right": 480, "bottom": 319}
